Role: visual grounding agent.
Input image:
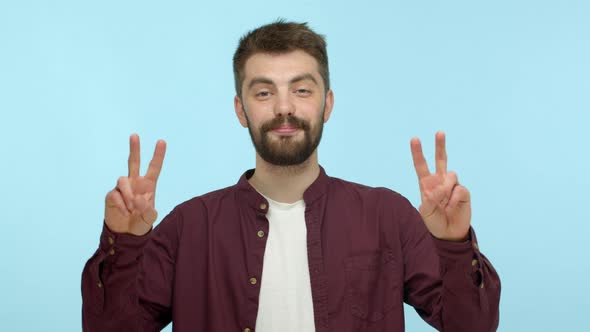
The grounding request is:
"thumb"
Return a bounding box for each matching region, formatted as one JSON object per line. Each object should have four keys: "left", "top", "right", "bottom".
{"left": 133, "top": 195, "right": 158, "bottom": 225}
{"left": 444, "top": 185, "right": 470, "bottom": 216}
{"left": 420, "top": 187, "right": 445, "bottom": 219}
{"left": 141, "top": 207, "right": 158, "bottom": 226}
{"left": 447, "top": 184, "right": 471, "bottom": 211}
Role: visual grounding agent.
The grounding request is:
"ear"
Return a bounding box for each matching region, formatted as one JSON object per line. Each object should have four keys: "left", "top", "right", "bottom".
{"left": 234, "top": 95, "right": 249, "bottom": 128}
{"left": 322, "top": 89, "right": 335, "bottom": 123}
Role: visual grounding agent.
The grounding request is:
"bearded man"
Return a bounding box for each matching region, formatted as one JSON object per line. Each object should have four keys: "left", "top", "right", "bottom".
{"left": 82, "top": 20, "right": 501, "bottom": 332}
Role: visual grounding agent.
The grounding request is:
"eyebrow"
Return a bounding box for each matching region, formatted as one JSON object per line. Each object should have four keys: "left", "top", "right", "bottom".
{"left": 290, "top": 73, "right": 318, "bottom": 86}
{"left": 247, "top": 73, "right": 319, "bottom": 90}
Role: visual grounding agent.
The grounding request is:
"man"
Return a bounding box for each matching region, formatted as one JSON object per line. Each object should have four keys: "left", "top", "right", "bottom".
{"left": 82, "top": 20, "right": 500, "bottom": 331}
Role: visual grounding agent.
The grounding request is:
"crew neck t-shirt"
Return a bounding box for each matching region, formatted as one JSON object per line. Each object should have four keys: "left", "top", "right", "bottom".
{"left": 255, "top": 195, "right": 316, "bottom": 332}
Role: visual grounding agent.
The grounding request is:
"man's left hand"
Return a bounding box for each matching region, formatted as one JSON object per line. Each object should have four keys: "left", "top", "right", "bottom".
{"left": 410, "top": 131, "right": 471, "bottom": 241}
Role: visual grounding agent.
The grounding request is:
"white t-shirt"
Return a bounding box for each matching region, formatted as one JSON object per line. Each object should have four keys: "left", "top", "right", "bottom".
{"left": 255, "top": 195, "right": 316, "bottom": 332}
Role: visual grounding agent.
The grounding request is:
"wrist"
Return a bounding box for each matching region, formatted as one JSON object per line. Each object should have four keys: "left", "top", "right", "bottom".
{"left": 433, "top": 229, "right": 470, "bottom": 242}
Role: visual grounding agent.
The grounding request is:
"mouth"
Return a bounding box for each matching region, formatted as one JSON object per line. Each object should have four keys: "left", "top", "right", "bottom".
{"left": 261, "top": 116, "right": 307, "bottom": 137}
{"left": 271, "top": 125, "right": 300, "bottom": 136}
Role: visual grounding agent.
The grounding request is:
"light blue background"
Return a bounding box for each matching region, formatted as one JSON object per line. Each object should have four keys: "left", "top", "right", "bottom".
{"left": 1, "top": 0, "right": 588, "bottom": 331}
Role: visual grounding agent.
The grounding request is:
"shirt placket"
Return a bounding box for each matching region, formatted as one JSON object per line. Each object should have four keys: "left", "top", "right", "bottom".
{"left": 305, "top": 202, "right": 330, "bottom": 331}
{"left": 242, "top": 199, "right": 270, "bottom": 332}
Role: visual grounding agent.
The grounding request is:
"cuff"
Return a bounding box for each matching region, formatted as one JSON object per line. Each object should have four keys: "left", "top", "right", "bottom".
{"left": 99, "top": 221, "right": 152, "bottom": 266}
{"left": 432, "top": 227, "right": 480, "bottom": 261}
{"left": 433, "top": 227, "right": 487, "bottom": 288}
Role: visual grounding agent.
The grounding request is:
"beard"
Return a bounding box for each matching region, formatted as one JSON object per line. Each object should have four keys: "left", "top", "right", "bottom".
{"left": 244, "top": 108, "right": 325, "bottom": 167}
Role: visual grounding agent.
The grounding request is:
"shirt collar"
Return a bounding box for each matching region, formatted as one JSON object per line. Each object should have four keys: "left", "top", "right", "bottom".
{"left": 236, "top": 165, "right": 330, "bottom": 211}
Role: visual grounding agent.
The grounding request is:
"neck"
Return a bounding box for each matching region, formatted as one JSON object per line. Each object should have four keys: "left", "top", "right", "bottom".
{"left": 248, "top": 151, "right": 320, "bottom": 203}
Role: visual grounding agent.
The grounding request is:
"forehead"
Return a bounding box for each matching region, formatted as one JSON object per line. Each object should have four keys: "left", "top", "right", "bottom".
{"left": 243, "top": 50, "right": 322, "bottom": 86}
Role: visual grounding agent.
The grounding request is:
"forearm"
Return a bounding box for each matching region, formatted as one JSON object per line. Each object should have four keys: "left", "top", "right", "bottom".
{"left": 81, "top": 222, "right": 152, "bottom": 332}
{"left": 433, "top": 228, "right": 501, "bottom": 331}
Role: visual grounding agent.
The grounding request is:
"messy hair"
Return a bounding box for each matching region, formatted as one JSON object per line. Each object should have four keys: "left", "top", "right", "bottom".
{"left": 233, "top": 19, "right": 330, "bottom": 97}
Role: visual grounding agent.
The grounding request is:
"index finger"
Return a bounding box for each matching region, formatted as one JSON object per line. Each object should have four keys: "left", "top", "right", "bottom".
{"left": 128, "top": 134, "right": 140, "bottom": 178}
{"left": 145, "top": 139, "right": 167, "bottom": 181}
{"left": 410, "top": 137, "right": 431, "bottom": 179}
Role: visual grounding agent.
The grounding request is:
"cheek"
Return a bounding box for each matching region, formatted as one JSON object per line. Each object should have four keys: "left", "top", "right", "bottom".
{"left": 242, "top": 104, "right": 267, "bottom": 125}
{"left": 301, "top": 96, "right": 323, "bottom": 108}
{"left": 297, "top": 99, "right": 324, "bottom": 118}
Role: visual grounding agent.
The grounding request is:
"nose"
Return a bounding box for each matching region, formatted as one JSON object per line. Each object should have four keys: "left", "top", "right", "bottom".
{"left": 273, "top": 90, "right": 295, "bottom": 117}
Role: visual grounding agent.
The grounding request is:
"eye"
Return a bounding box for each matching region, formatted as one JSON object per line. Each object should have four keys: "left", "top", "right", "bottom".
{"left": 294, "top": 88, "right": 312, "bottom": 96}
{"left": 255, "top": 90, "right": 271, "bottom": 98}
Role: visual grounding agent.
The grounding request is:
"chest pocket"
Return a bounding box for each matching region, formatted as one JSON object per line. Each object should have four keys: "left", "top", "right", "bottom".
{"left": 344, "top": 250, "right": 401, "bottom": 322}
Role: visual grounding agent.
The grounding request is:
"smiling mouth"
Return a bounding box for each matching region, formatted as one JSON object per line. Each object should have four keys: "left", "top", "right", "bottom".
{"left": 271, "top": 126, "right": 300, "bottom": 136}
{"left": 262, "top": 115, "right": 307, "bottom": 136}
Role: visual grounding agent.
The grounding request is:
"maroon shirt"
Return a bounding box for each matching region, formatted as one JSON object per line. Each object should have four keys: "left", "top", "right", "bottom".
{"left": 82, "top": 166, "right": 500, "bottom": 331}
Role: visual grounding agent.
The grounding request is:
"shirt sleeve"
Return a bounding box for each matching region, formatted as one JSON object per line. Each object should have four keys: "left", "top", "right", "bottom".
{"left": 81, "top": 207, "right": 182, "bottom": 332}
{"left": 400, "top": 200, "right": 501, "bottom": 331}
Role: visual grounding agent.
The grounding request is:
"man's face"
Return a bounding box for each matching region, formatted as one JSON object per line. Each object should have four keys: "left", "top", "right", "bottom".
{"left": 234, "top": 50, "right": 334, "bottom": 166}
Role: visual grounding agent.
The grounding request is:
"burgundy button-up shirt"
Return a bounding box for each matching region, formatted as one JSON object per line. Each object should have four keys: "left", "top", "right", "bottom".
{"left": 82, "top": 166, "right": 500, "bottom": 331}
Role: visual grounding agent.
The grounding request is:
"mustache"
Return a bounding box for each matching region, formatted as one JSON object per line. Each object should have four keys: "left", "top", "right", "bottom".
{"left": 260, "top": 115, "right": 310, "bottom": 133}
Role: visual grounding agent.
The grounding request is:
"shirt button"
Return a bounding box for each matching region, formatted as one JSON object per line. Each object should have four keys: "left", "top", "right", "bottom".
{"left": 257, "top": 230, "right": 265, "bottom": 238}
{"left": 480, "top": 281, "right": 485, "bottom": 288}
{"left": 109, "top": 248, "right": 115, "bottom": 256}
{"left": 259, "top": 203, "right": 267, "bottom": 210}
{"left": 108, "top": 236, "right": 114, "bottom": 245}
{"left": 473, "top": 242, "right": 479, "bottom": 251}
{"left": 249, "top": 277, "right": 257, "bottom": 285}
{"left": 244, "top": 328, "right": 252, "bottom": 332}
{"left": 97, "top": 281, "right": 102, "bottom": 288}
{"left": 471, "top": 259, "right": 478, "bottom": 266}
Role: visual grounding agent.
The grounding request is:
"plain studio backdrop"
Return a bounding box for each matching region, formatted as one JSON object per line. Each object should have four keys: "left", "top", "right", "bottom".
{"left": 0, "top": 0, "right": 588, "bottom": 331}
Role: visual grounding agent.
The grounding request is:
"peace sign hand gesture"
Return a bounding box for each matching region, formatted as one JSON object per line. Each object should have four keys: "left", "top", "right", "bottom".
{"left": 410, "top": 131, "right": 471, "bottom": 242}
{"left": 104, "top": 134, "right": 167, "bottom": 236}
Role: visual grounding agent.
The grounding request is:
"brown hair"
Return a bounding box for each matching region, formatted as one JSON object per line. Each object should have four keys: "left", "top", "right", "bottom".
{"left": 232, "top": 19, "right": 330, "bottom": 97}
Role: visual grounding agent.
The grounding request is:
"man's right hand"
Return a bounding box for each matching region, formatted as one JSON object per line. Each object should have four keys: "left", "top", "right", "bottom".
{"left": 104, "top": 134, "right": 167, "bottom": 236}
